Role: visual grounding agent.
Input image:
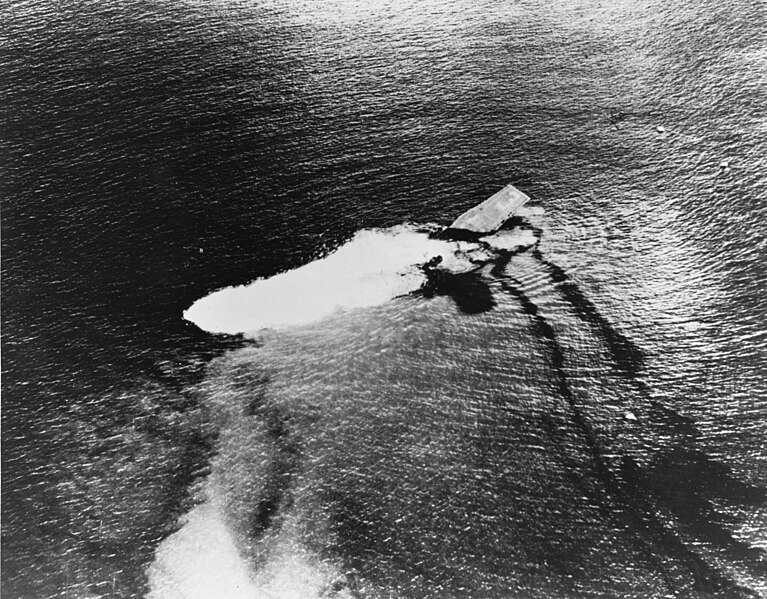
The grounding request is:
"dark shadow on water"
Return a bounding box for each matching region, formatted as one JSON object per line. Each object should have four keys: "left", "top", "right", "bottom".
{"left": 488, "top": 244, "right": 765, "bottom": 598}
{"left": 642, "top": 449, "right": 767, "bottom": 570}
{"left": 243, "top": 376, "right": 299, "bottom": 544}
{"left": 428, "top": 227, "right": 486, "bottom": 243}
{"left": 529, "top": 243, "right": 645, "bottom": 377}
{"left": 621, "top": 453, "right": 767, "bottom": 585}
{"left": 418, "top": 269, "right": 496, "bottom": 315}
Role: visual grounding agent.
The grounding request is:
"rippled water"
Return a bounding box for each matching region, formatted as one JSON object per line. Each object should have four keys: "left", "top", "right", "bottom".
{"left": 2, "top": 0, "right": 765, "bottom": 597}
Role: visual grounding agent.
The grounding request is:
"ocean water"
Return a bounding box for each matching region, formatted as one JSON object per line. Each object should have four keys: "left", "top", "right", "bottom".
{"left": 2, "top": 0, "right": 766, "bottom": 598}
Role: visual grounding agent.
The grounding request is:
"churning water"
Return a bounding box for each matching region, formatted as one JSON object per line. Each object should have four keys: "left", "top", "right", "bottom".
{"left": 2, "top": 0, "right": 766, "bottom": 598}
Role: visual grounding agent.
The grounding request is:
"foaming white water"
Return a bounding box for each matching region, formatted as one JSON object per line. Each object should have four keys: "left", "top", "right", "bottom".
{"left": 146, "top": 489, "right": 258, "bottom": 599}
{"left": 482, "top": 228, "right": 538, "bottom": 251}
{"left": 146, "top": 487, "right": 353, "bottom": 599}
{"left": 184, "top": 225, "right": 481, "bottom": 335}
{"left": 248, "top": 543, "right": 356, "bottom": 599}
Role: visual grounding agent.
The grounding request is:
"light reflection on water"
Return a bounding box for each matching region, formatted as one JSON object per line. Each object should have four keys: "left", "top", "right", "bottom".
{"left": 2, "top": 0, "right": 765, "bottom": 596}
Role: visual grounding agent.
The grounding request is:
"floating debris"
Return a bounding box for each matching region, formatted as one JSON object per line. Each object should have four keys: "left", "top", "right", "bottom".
{"left": 624, "top": 411, "right": 638, "bottom": 421}
{"left": 656, "top": 125, "right": 666, "bottom": 133}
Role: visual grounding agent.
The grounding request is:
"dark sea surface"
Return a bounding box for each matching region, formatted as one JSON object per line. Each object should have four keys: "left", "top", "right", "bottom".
{"left": 2, "top": 0, "right": 766, "bottom": 597}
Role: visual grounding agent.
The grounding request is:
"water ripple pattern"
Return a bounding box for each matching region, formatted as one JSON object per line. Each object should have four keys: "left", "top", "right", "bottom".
{"left": 2, "top": 0, "right": 765, "bottom": 598}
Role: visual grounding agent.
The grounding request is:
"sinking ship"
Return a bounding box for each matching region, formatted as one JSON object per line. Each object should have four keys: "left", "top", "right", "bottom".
{"left": 425, "top": 183, "right": 534, "bottom": 270}
{"left": 418, "top": 183, "right": 535, "bottom": 312}
{"left": 448, "top": 183, "right": 530, "bottom": 235}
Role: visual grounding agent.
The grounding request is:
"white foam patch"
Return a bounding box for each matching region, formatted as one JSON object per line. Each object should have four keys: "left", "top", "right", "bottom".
{"left": 481, "top": 228, "right": 538, "bottom": 251}
{"left": 146, "top": 493, "right": 258, "bottom": 599}
{"left": 146, "top": 490, "right": 352, "bottom": 599}
{"left": 184, "top": 225, "right": 478, "bottom": 335}
{"left": 249, "top": 546, "right": 355, "bottom": 599}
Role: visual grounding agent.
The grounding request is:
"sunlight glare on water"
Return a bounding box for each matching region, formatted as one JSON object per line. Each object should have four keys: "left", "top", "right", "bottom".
{"left": 2, "top": 0, "right": 765, "bottom": 596}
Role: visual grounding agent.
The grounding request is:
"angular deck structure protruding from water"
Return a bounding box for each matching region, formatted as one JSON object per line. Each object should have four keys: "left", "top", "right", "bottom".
{"left": 449, "top": 184, "right": 530, "bottom": 234}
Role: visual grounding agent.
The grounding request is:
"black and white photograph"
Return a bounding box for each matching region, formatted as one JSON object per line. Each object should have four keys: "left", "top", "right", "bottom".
{"left": 2, "top": 0, "right": 766, "bottom": 597}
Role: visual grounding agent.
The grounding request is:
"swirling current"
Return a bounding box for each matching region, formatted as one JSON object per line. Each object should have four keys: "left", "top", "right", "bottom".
{"left": 2, "top": 1, "right": 765, "bottom": 598}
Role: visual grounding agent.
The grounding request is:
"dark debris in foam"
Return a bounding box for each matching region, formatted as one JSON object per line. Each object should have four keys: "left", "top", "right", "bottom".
{"left": 418, "top": 269, "right": 496, "bottom": 315}
{"left": 419, "top": 218, "right": 539, "bottom": 315}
